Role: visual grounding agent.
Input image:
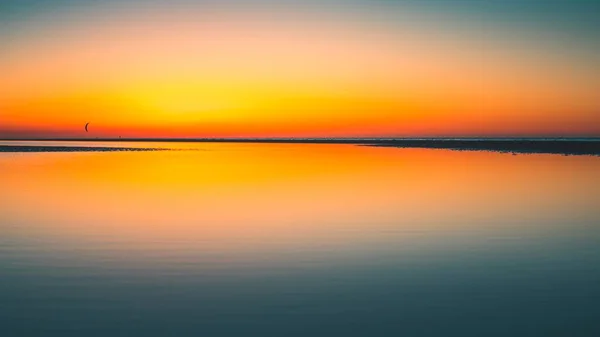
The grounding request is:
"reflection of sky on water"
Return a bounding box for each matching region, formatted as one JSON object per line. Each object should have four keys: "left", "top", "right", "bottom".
{"left": 1, "top": 143, "right": 599, "bottom": 336}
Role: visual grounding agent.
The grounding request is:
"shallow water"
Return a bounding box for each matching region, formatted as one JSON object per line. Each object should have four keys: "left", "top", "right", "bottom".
{"left": 1, "top": 142, "right": 599, "bottom": 336}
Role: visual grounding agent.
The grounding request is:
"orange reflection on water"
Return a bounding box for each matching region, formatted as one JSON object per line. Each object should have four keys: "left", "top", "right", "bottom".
{"left": 1, "top": 143, "right": 599, "bottom": 264}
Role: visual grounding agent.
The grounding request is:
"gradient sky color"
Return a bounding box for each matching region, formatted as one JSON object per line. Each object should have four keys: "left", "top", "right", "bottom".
{"left": 1, "top": 0, "right": 599, "bottom": 138}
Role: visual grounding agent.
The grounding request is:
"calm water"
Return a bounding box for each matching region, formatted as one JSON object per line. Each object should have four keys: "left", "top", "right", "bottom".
{"left": 1, "top": 142, "right": 599, "bottom": 336}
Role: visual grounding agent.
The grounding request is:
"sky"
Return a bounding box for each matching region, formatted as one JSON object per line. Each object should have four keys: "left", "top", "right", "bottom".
{"left": 0, "top": 0, "right": 599, "bottom": 138}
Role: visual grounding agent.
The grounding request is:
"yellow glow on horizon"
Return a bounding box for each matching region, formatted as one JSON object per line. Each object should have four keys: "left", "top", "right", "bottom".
{"left": 1, "top": 5, "right": 598, "bottom": 137}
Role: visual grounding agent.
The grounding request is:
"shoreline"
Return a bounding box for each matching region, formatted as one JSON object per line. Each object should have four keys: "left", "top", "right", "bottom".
{"left": 0, "top": 145, "right": 164, "bottom": 152}
{"left": 1, "top": 138, "right": 599, "bottom": 155}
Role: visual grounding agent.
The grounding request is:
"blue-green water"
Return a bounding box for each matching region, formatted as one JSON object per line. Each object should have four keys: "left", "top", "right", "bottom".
{"left": 1, "top": 142, "right": 599, "bottom": 336}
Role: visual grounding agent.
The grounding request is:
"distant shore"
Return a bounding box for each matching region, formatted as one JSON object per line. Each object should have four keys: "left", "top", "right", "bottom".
{"left": 0, "top": 145, "right": 163, "bottom": 152}
{"left": 363, "top": 139, "right": 600, "bottom": 156}
{"left": 1, "top": 138, "right": 599, "bottom": 155}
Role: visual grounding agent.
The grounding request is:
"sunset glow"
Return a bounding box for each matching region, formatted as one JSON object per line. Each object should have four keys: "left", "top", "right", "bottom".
{"left": 1, "top": 0, "right": 599, "bottom": 138}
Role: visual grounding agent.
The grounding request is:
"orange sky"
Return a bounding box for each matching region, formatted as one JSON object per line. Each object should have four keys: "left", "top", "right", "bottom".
{"left": 1, "top": 2, "right": 599, "bottom": 138}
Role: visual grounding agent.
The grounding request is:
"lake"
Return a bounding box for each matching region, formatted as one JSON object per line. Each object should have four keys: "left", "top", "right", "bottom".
{"left": 1, "top": 141, "right": 599, "bottom": 336}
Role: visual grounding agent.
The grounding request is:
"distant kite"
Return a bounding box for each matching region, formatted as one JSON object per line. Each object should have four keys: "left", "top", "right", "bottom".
{"left": 85, "top": 122, "right": 90, "bottom": 132}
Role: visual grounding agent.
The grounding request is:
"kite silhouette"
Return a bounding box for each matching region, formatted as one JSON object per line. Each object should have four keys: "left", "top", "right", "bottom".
{"left": 85, "top": 122, "right": 90, "bottom": 132}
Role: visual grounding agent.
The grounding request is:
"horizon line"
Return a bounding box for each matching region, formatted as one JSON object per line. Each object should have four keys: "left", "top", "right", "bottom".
{"left": 2, "top": 136, "right": 600, "bottom": 143}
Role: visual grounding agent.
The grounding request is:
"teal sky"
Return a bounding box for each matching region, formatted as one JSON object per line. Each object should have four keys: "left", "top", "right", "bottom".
{"left": 2, "top": 0, "right": 599, "bottom": 59}
{"left": 1, "top": 0, "right": 599, "bottom": 32}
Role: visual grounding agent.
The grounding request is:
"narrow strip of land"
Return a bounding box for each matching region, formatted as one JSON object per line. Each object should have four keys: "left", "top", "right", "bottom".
{"left": 0, "top": 139, "right": 599, "bottom": 155}
{"left": 0, "top": 146, "right": 163, "bottom": 152}
{"left": 363, "top": 139, "right": 600, "bottom": 156}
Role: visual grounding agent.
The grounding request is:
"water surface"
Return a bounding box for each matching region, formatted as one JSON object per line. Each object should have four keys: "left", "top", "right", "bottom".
{"left": 1, "top": 142, "right": 599, "bottom": 336}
